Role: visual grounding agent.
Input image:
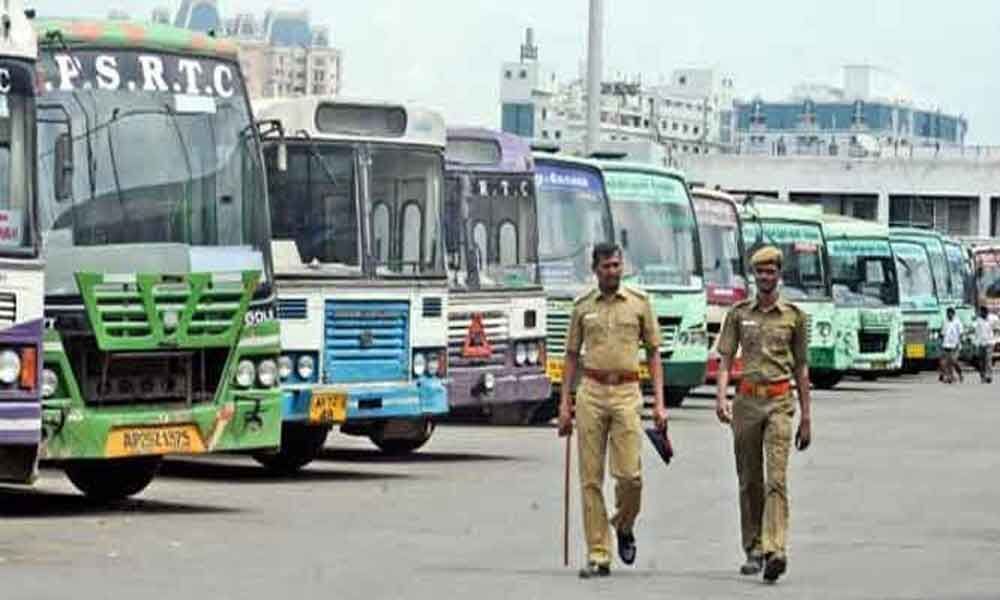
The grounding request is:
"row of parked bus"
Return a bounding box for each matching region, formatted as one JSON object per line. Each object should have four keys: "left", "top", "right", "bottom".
{"left": 1, "top": 10, "right": 997, "bottom": 501}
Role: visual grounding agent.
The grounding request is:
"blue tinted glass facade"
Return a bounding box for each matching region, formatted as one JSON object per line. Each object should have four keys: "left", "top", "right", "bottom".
{"left": 502, "top": 103, "right": 534, "bottom": 138}
{"left": 189, "top": 4, "right": 221, "bottom": 32}
{"left": 736, "top": 101, "right": 964, "bottom": 142}
{"left": 270, "top": 18, "right": 313, "bottom": 47}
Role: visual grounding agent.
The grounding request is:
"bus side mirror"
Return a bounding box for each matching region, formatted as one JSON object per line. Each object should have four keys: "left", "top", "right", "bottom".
{"left": 620, "top": 229, "right": 629, "bottom": 250}
{"left": 54, "top": 133, "right": 74, "bottom": 202}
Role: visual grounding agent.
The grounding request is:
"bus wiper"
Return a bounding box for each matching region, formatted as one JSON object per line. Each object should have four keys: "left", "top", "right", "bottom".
{"left": 43, "top": 31, "right": 96, "bottom": 202}
{"left": 294, "top": 129, "right": 341, "bottom": 187}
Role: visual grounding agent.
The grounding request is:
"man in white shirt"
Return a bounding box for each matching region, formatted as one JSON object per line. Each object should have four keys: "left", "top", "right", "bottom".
{"left": 973, "top": 307, "right": 994, "bottom": 383}
{"left": 941, "top": 307, "right": 963, "bottom": 384}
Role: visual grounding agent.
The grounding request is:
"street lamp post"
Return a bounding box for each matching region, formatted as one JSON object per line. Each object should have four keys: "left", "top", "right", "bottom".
{"left": 585, "top": 0, "right": 603, "bottom": 156}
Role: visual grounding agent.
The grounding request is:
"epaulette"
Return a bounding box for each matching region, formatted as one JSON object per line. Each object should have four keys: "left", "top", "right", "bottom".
{"left": 732, "top": 298, "right": 754, "bottom": 310}
{"left": 621, "top": 285, "right": 649, "bottom": 300}
{"left": 573, "top": 288, "right": 598, "bottom": 305}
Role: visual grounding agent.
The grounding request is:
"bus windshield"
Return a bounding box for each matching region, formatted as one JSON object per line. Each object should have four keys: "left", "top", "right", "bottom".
{"left": 827, "top": 238, "right": 899, "bottom": 307}
{"left": 693, "top": 195, "right": 746, "bottom": 299}
{"left": 535, "top": 163, "right": 611, "bottom": 291}
{"left": 265, "top": 143, "right": 360, "bottom": 274}
{"left": 370, "top": 147, "right": 446, "bottom": 277}
{"left": 743, "top": 219, "right": 830, "bottom": 300}
{"left": 447, "top": 173, "right": 539, "bottom": 289}
{"left": 975, "top": 250, "right": 1000, "bottom": 300}
{"left": 918, "top": 239, "right": 950, "bottom": 307}
{"left": 892, "top": 241, "right": 938, "bottom": 310}
{"left": 37, "top": 49, "right": 268, "bottom": 296}
{"left": 0, "top": 59, "right": 35, "bottom": 256}
{"left": 605, "top": 170, "right": 702, "bottom": 290}
{"left": 944, "top": 242, "right": 975, "bottom": 305}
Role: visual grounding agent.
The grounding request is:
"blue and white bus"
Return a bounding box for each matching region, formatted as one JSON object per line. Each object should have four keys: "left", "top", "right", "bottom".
{"left": 255, "top": 98, "right": 449, "bottom": 467}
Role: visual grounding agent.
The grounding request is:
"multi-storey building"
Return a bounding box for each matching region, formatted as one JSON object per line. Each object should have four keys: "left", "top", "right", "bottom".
{"left": 168, "top": 1, "right": 342, "bottom": 99}
{"left": 499, "top": 29, "right": 735, "bottom": 161}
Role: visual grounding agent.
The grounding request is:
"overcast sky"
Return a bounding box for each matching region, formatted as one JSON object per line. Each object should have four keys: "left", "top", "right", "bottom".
{"left": 30, "top": 0, "right": 1000, "bottom": 143}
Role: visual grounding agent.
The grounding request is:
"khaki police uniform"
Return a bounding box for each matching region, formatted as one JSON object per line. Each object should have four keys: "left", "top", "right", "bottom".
{"left": 565, "top": 285, "right": 661, "bottom": 566}
{"left": 717, "top": 250, "right": 808, "bottom": 561}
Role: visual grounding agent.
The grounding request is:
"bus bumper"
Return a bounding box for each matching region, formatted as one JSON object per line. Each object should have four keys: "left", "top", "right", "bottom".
{"left": 446, "top": 367, "right": 550, "bottom": 409}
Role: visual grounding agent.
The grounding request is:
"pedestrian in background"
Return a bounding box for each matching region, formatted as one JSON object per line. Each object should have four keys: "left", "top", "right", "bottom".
{"left": 557, "top": 242, "right": 668, "bottom": 579}
{"left": 941, "top": 307, "right": 963, "bottom": 384}
{"left": 715, "top": 246, "right": 812, "bottom": 584}
{"left": 973, "top": 307, "right": 993, "bottom": 383}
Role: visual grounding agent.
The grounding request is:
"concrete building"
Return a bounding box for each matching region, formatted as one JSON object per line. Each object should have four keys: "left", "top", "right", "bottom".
{"left": 733, "top": 65, "right": 967, "bottom": 158}
{"left": 499, "top": 29, "right": 735, "bottom": 162}
{"left": 169, "top": 2, "right": 342, "bottom": 99}
{"left": 678, "top": 151, "right": 1000, "bottom": 237}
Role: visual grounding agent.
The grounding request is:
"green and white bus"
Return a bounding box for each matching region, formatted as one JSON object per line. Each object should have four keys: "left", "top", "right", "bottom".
{"left": 943, "top": 238, "right": 976, "bottom": 359}
{"left": 889, "top": 237, "right": 941, "bottom": 369}
{"left": 889, "top": 228, "right": 951, "bottom": 368}
{"left": 820, "top": 215, "right": 903, "bottom": 378}
{"left": 36, "top": 20, "right": 281, "bottom": 499}
{"left": 740, "top": 200, "right": 850, "bottom": 388}
{"left": 599, "top": 162, "right": 707, "bottom": 407}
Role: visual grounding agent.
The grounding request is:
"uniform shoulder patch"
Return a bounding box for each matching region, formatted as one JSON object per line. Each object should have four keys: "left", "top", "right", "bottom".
{"left": 622, "top": 285, "right": 649, "bottom": 300}
{"left": 731, "top": 298, "right": 754, "bottom": 310}
{"left": 573, "top": 288, "right": 598, "bottom": 305}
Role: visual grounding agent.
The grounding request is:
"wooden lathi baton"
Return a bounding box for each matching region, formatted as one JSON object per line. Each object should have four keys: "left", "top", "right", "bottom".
{"left": 563, "top": 431, "right": 571, "bottom": 567}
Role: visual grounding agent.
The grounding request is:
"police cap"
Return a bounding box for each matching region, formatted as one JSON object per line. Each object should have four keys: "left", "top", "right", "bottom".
{"left": 750, "top": 245, "right": 783, "bottom": 267}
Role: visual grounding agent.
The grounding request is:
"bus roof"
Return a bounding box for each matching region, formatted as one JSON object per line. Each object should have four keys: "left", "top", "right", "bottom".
{"left": 446, "top": 127, "right": 532, "bottom": 173}
{"left": 889, "top": 226, "right": 945, "bottom": 240}
{"left": 254, "top": 96, "right": 446, "bottom": 149}
{"left": 532, "top": 152, "right": 605, "bottom": 171}
{"left": 690, "top": 187, "right": 737, "bottom": 204}
{"left": 0, "top": 1, "right": 36, "bottom": 61}
{"left": 740, "top": 200, "right": 826, "bottom": 225}
{"left": 596, "top": 160, "right": 687, "bottom": 181}
{"left": 34, "top": 18, "right": 238, "bottom": 60}
{"left": 820, "top": 214, "right": 889, "bottom": 240}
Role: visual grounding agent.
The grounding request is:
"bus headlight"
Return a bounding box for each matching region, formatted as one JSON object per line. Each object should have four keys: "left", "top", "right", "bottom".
{"left": 413, "top": 353, "right": 427, "bottom": 377}
{"left": 527, "top": 342, "right": 541, "bottom": 365}
{"left": 0, "top": 350, "right": 20, "bottom": 385}
{"left": 258, "top": 359, "right": 278, "bottom": 387}
{"left": 235, "top": 360, "right": 255, "bottom": 388}
{"left": 818, "top": 322, "right": 833, "bottom": 338}
{"left": 297, "top": 355, "right": 315, "bottom": 381}
{"left": 278, "top": 356, "right": 293, "bottom": 380}
{"left": 515, "top": 343, "right": 527, "bottom": 366}
{"left": 427, "top": 353, "right": 441, "bottom": 377}
{"left": 42, "top": 369, "right": 58, "bottom": 398}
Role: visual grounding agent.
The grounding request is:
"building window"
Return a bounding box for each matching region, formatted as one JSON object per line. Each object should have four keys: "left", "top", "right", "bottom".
{"left": 541, "top": 130, "right": 549, "bottom": 139}
{"left": 505, "top": 70, "right": 512, "bottom": 79}
{"left": 542, "top": 108, "right": 547, "bottom": 120}
{"left": 672, "top": 122, "right": 678, "bottom": 131}
{"left": 643, "top": 118, "right": 649, "bottom": 127}
{"left": 682, "top": 145, "right": 689, "bottom": 152}
{"left": 683, "top": 124, "right": 689, "bottom": 133}
{"left": 693, "top": 126, "right": 700, "bottom": 135}
{"left": 554, "top": 131, "right": 562, "bottom": 140}
{"left": 519, "top": 69, "right": 527, "bottom": 79}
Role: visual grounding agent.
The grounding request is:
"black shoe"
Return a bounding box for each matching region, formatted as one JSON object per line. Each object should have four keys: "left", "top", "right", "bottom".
{"left": 578, "top": 562, "right": 611, "bottom": 579}
{"left": 617, "top": 530, "right": 637, "bottom": 566}
{"left": 762, "top": 555, "right": 787, "bottom": 583}
{"left": 739, "top": 553, "right": 764, "bottom": 575}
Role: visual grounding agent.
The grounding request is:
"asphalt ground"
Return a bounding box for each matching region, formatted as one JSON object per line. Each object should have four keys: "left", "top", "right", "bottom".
{"left": 2, "top": 371, "right": 999, "bottom": 599}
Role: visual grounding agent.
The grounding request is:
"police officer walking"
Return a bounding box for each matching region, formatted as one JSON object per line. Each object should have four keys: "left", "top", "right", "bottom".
{"left": 715, "top": 246, "right": 812, "bottom": 584}
{"left": 557, "top": 242, "right": 667, "bottom": 579}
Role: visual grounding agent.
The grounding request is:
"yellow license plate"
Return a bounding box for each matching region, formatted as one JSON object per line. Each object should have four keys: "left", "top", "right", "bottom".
{"left": 105, "top": 424, "right": 206, "bottom": 458}
{"left": 546, "top": 358, "right": 564, "bottom": 384}
{"left": 309, "top": 390, "right": 347, "bottom": 424}
{"left": 905, "top": 343, "right": 926, "bottom": 359}
{"left": 639, "top": 364, "right": 651, "bottom": 380}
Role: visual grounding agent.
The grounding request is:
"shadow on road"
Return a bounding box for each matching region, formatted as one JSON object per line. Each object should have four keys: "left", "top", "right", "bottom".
{"left": 158, "top": 458, "right": 412, "bottom": 483}
{"left": 0, "top": 485, "right": 241, "bottom": 518}
{"left": 317, "top": 448, "right": 519, "bottom": 464}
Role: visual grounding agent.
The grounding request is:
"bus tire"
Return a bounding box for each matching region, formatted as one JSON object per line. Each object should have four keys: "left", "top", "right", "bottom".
{"left": 811, "top": 371, "right": 843, "bottom": 389}
{"left": 370, "top": 419, "right": 434, "bottom": 455}
{"left": 254, "top": 423, "right": 330, "bottom": 474}
{"left": 860, "top": 373, "right": 878, "bottom": 382}
{"left": 665, "top": 387, "right": 689, "bottom": 408}
{"left": 487, "top": 404, "right": 533, "bottom": 426}
{"left": 65, "top": 456, "right": 162, "bottom": 502}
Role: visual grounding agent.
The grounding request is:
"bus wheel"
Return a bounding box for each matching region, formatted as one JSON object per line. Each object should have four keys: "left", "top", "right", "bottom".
{"left": 487, "top": 403, "right": 535, "bottom": 426}
{"left": 665, "top": 387, "right": 690, "bottom": 408}
{"left": 811, "top": 371, "right": 843, "bottom": 389}
{"left": 860, "top": 373, "right": 878, "bottom": 382}
{"left": 65, "top": 456, "right": 162, "bottom": 502}
{"left": 254, "top": 423, "right": 330, "bottom": 474}
{"left": 528, "top": 399, "right": 558, "bottom": 425}
{"left": 370, "top": 419, "right": 434, "bottom": 455}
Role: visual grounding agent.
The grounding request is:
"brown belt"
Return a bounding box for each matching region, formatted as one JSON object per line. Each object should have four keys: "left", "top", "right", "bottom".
{"left": 583, "top": 369, "right": 640, "bottom": 385}
{"left": 739, "top": 379, "right": 791, "bottom": 398}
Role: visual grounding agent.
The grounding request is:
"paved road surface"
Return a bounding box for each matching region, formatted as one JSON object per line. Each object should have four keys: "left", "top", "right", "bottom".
{"left": 2, "top": 373, "right": 999, "bottom": 599}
